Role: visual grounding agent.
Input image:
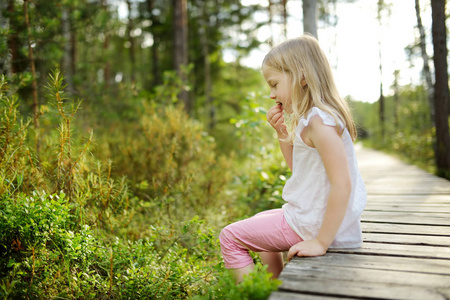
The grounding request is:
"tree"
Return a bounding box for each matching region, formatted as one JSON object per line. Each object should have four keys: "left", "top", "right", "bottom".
{"left": 146, "top": 0, "right": 161, "bottom": 87}
{"left": 62, "top": 4, "right": 74, "bottom": 93}
{"left": 268, "top": 0, "right": 274, "bottom": 45}
{"left": 392, "top": 70, "right": 400, "bottom": 130}
{"left": 100, "top": 0, "right": 111, "bottom": 87}
{"left": 431, "top": 0, "right": 450, "bottom": 177}
{"left": 173, "top": 0, "right": 189, "bottom": 112}
{"left": 376, "top": 0, "right": 391, "bottom": 142}
{"left": 5, "top": 0, "right": 20, "bottom": 75}
{"left": 185, "top": 0, "right": 262, "bottom": 118}
{"left": 126, "top": 0, "right": 136, "bottom": 82}
{"left": 23, "top": 0, "right": 39, "bottom": 131}
{"left": 303, "top": 0, "right": 318, "bottom": 38}
{"left": 282, "top": 0, "right": 288, "bottom": 39}
{"left": 414, "top": 0, "right": 434, "bottom": 125}
{"left": 196, "top": 0, "right": 214, "bottom": 129}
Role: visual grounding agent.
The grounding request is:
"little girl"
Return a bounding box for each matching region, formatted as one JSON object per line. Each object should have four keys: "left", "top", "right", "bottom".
{"left": 219, "top": 35, "right": 367, "bottom": 283}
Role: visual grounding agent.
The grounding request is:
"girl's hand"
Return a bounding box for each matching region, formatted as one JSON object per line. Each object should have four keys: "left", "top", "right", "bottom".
{"left": 287, "top": 239, "right": 327, "bottom": 261}
{"left": 266, "top": 104, "right": 288, "bottom": 137}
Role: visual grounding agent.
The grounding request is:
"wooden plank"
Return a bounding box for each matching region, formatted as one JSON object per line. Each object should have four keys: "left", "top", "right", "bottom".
{"left": 270, "top": 147, "right": 450, "bottom": 300}
{"left": 365, "top": 179, "right": 450, "bottom": 187}
{"left": 278, "top": 273, "right": 450, "bottom": 300}
{"left": 361, "top": 211, "right": 450, "bottom": 226}
{"left": 269, "top": 291, "right": 355, "bottom": 300}
{"left": 329, "top": 242, "right": 450, "bottom": 259}
{"left": 362, "top": 233, "right": 450, "bottom": 247}
{"left": 279, "top": 262, "right": 450, "bottom": 292}
{"left": 365, "top": 204, "right": 450, "bottom": 213}
{"left": 361, "top": 170, "right": 437, "bottom": 177}
{"left": 365, "top": 188, "right": 450, "bottom": 195}
{"left": 288, "top": 253, "right": 450, "bottom": 275}
{"left": 366, "top": 194, "right": 450, "bottom": 204}
{"left": 361, "top": 222, "right": 450, "bottom": 236}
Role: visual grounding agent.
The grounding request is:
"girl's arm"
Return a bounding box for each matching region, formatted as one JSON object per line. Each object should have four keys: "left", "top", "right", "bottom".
{"left": 266, "top": 104, "right": 293, "bottom": 171}
{"left": 287, "top": 116, "right": 352, "bottom": 259}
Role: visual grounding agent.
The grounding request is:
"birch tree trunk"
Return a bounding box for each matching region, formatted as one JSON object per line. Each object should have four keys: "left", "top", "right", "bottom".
{"left": 303, "top": 0, "right": 317, "bottom": 38}
{"left": 431, "top": 0, "right": 450, "bottom": 177}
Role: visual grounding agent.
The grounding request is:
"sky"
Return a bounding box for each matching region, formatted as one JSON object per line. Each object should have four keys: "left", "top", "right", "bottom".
{"left": 228, "top": 0, "right": 434, "bottom": 103}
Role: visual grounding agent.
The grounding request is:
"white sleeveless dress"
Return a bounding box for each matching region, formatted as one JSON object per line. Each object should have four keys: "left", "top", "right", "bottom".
{"left": 282, "top": 107, "right": 367, "bottom": 248}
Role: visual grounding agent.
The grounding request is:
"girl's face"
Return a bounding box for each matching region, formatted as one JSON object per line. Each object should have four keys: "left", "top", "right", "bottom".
{"left": 262, "top": 65, "right": 293, "bottom": 113}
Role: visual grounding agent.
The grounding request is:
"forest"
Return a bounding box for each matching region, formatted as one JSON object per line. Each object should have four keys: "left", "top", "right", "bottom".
{"left": 0, "top": 0, "right": 449, "bottom": 299}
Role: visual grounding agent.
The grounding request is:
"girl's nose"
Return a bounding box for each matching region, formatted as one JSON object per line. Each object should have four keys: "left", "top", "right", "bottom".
{"left": 270, "top": 91, "right": 276, "bottom": 99}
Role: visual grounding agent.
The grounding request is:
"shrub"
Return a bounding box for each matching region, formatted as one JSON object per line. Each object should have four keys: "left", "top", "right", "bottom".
{"left": 0, "top": 192, "right": 109, "bottom": 299}
{"left": 0, "top": 72, "right": 283, "bottom": 300}
{"left": 102, "top": 102, "right": 235, "bottom": 224}
{"left": 194, "top": 264, "right": 281, "bottom": 300}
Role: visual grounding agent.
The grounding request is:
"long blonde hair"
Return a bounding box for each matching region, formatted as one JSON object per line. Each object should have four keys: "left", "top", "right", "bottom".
{"left": 262, "top": 35, "right": 357, "bottom": 143}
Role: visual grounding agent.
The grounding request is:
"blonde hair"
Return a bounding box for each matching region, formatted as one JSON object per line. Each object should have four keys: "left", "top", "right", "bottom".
{"left": 262, "top": 35, "right": 357, "bottom": 143}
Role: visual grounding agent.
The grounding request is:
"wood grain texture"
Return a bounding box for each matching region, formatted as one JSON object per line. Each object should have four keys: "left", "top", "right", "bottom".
{"left": 361, "top": 222, "right": 450, "bottom": 236}
{"left": 270, "top": 146, "right": 450, "bottom": 300}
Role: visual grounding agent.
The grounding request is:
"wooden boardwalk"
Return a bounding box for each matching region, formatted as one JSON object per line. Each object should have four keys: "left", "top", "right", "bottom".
{"left": 269, "top": 146, "right": 450, "bottom": 300}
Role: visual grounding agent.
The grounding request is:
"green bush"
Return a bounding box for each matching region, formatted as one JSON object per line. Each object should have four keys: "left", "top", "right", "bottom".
{"left": 0, "top": 192, "right": 109, "bottom": 299}
{"left": 101, "top": 102, "right": 236, "bottom": 224}
{"left": 194, "top": 264, "right": 281, "bottom": 300}
{"left": 1, "top": 194, "right": 280, "bottom": 300}
{"left": 0, "top": 72, "right": 283, "bottom": 300}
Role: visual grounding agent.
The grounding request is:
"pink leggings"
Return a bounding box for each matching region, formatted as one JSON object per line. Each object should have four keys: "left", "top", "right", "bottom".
{"left": 219, "top": 209, "right": 303, "bottom": 269}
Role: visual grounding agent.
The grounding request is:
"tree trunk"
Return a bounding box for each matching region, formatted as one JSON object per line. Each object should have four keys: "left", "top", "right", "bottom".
{"left": 173, "top": 0, "right": 189, "bottom": 112}
{"left": 377, "top": 0, "right": 385, "bottom": 142}
{"left": 71, "top": 24, "right": 76, "bottom": 79}
{"left": 100, "top": 0, "right": 110, "bottom": 86}
{"left": 268, "top": 0, "right": 274, "bottom": 46}
{"left": 7, "top": 0, "right": 20, "bottom": 74}
{"left": 431, "top": 0, "right": 450, "bottom": 177}
{"left": 24, "top": 0, "right": 40, "bottom": 158}
{"left": 62, "top": 6, "right": 74, "bottom": 93}
{"left": 23, "top": 0, "right": 39, "bottom": 129}
{"left": 147, "top": 0, "right": 161, "bottom": 86}
{"left": 126, "top": 0, "right": 136, "bottom": 82}
{"left": 199, "top": 2, "right": 214, "bottom": 129}
{"left": 378, "top": 86, "right": 385, "bottom": 141}
{"left": 415, "top": 0, "right": 435, "bottom": 126}
{"left": 303, "top": 0, "right": 318, "bottom": 38}
{"left": 393, "top": 70, "right": 400, "bottom": 130}
{"left": 0, "top": 1, "right": 9, "bottom": 75}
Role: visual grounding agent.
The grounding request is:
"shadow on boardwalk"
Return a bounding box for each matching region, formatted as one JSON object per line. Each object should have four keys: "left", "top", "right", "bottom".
{"left": 269, "top": 146, "right": 450, "bottom": 300}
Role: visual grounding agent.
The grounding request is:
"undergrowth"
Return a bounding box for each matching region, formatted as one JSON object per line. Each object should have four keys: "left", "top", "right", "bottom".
{"left": 0, "top": 72, "right": 284, "bottom": 299}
